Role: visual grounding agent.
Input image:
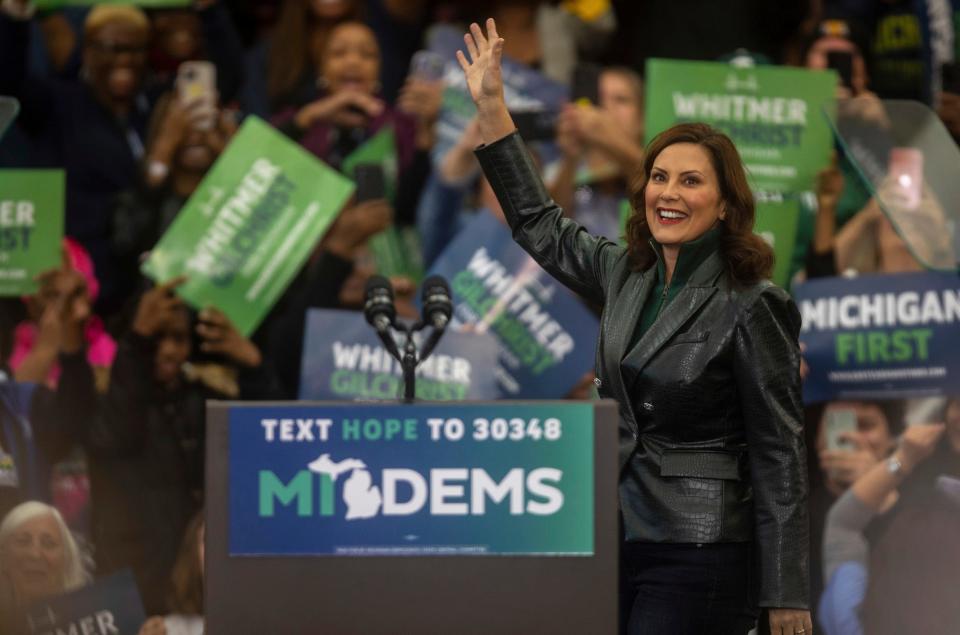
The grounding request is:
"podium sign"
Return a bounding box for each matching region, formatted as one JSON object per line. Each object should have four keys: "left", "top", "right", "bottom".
{"left": 229, "top": 402, "right": 593, "bottom": 556}
{"left": 207, "top": 400, "right": 618, "bottom": 634}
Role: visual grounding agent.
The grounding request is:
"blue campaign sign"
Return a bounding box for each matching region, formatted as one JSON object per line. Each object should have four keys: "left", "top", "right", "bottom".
{"left": 228, "top": 402, "right": 594, "bottom": 556}
{"left": 426, "top": 211, "right": 599, "bottom": 399}
{"left": 298, "top": 308, "right": 500, "bottom": 401}
{"left": 25, "top": 570, "right": 145, "bottom": 635}
{"left": 795, "top": 271, "right": 960, "bottom": 403}
{"left": 427, "top": 25, "right": 567, "bottom": 160}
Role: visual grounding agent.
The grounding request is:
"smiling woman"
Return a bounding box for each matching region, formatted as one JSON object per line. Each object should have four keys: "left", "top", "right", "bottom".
{"left": 82, "top": 6, "right": 150, "bottom": 112}
{"left": 0, "top": 501, "right": 90, "bottom": 630}
{"left": 458, "top": 19, "right": 811, "bottom": 635}
{"left": 627, "top": 123, "right": 774, "bottom": 286}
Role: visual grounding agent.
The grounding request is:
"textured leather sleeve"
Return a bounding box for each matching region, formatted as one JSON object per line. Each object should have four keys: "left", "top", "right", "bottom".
{"left": 733, "top": 284, "right": 810, "bottom": 609}
{"left": 475, "top": 131, "right": 623, "bottom": 305}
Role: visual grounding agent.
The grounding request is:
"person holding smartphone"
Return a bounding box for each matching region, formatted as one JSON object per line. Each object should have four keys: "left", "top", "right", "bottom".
{"left": 820, "top": 397, "right": 960, "bottom": 635}
{"left": 817, "top": 401, "right": 903, "bottom": 497}
{"left": 0, "top": 3, "right": 152, "bottom": 318}
{"left": 458, "top": 19, "right": 811, "bottom": 635}
{"left": 273, "top": 21, "right": 438, "bottom": 225}
{"left": 109, "top": 90, "right": 238, "bottom": 307}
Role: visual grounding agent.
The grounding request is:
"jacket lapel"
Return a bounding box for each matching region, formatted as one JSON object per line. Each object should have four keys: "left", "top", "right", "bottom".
{"left": 605, "top": 267, "right": 655, "bottom": 418}
{"left": 610, "top": 268, "right": 655, "bottom": 367}
{"left": 622, "top": 251, "right": 724, "bottom": 373}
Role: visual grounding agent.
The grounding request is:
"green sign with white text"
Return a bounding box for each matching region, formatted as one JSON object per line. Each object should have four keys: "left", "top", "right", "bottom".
{"left": 0, "top": 170, "right": 64, "bottom": 296}
{"left": 754, "top": 197, "right": 801, "bottom": 287}
{"left": 645, "top": 59, "right": 837, "bottom": 194}
{"left": 142, "top": 116, "right": 355, "bottom": 336}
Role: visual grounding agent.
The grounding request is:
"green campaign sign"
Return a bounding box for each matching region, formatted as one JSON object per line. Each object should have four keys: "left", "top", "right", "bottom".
{"left": 0, "top": 170, "right": 64, "bottom": 296}
{"left": 755, "top": 197, "right": 801, "bottom": 288}
{"left": 645, "top": 59, "right": 837, "bottom": 194}
{"left": 142, "top": 116, "right": 354, "bottom": 336}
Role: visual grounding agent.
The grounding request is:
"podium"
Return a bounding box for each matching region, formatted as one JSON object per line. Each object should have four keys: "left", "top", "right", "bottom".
{"left": 205, "top": 400, "right": 619, "bottom": 634}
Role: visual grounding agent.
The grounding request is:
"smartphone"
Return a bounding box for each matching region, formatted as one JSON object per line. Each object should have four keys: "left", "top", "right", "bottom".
{"left": 510, "top": 110, "right": 557, "bottom": 142}
{"left": 571, "top": 63, "right": 601, "bottom": 106}
{"left": 409, "top": 50, "right": 446, "bottom": 83}
{"left": 942, "top": 62, "right": 960, "bottom": 94}
{"left": 825, "top": 408, "right": 858, "bottom": 451}
{"left": 176, "top": 61, "right": 217, "bottom": 130}
{"left": 827, "top": 51, "right": 854, "bottom": 90}
{"left": 887, "top": 147, "right": 923, "bottom": 211}
{"left": 354, "top": 163, "right": 387, "bottom": 203}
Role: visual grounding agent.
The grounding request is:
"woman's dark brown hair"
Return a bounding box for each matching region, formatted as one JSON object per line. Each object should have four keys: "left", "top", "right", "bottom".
{"left": 267, "top": 0, "right": 362, "bottom": 107}
{"left": 625, "top": 122, "right": 774, "bottom": 285}
{"left": 166, "top": 509, "right": 204, "bottom": 615}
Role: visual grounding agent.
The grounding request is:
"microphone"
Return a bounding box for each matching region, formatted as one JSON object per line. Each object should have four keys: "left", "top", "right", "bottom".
{"left": 421, "top": 275, "right": 453, "bottom": 330}
{"left": 363, "top": 275, "right": 396, "bottom": 334}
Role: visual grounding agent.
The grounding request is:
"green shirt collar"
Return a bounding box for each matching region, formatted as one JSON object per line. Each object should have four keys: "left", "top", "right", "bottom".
{"left": 650, "top": 225, "right": 722, "bottom": 287}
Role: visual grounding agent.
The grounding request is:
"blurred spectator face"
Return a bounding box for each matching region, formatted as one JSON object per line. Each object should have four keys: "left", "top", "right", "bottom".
{"left": 321, "top": 22, "right": 381, "bottom": 95}
{"left": 25, "top": 275, "right": 74, "bottom": 323}
{"left": 600, "top": 70, "right": 643, "bottom": 143}
{"left": 819, "top": 401, "right": 897, "bottom": 459}
{"left": 310, "top": 0, "right": 355, "bottom": 20}
{"left": 0, "top": 513, "right": 66, "bottom": 604}
{"left": 176, "top": 127, "right": 219, "bottom": 173}
{"left": 84, "top": 21, "right": 149, "bottom": 103}
{"left": 805, "top": 36, "right": 868, "bottom": 95}
{"left": 154, "top": 308, "right": 191, "bottom": 386}
{"left": 152, "top": 11, "right": 202, "bottom": 62}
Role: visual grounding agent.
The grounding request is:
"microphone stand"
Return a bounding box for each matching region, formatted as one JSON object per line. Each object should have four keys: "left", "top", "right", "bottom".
{"left": 399, "top": 323, "right": 418, "bottom": 404}
{"left": 417, "top": 323, "right": 445, "bottom": 362}
{"left": 390, "top": 319, "right": 449, "bottom": 404}
{"left": 374, "top": 327, "right": 401, "bottom": 363}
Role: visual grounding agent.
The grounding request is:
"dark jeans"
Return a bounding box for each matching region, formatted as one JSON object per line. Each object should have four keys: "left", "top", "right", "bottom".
{"left": 619, "top": 541, "right": 759, "bottom": 635}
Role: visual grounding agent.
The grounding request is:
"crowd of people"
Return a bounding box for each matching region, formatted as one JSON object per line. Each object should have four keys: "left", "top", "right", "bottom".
{"left": 0, "top": 0, "right": 958, "bottom": 633}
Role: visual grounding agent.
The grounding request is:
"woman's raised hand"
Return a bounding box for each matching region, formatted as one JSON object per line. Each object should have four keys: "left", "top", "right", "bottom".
{"left": 455, "top": 19, "right": 515, "bottom": 144}
{"left": 457, "top": 19, "right": 505, "bottom": 108}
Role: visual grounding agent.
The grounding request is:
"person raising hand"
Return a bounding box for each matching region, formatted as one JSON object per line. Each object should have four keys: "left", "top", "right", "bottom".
{"left": 457, "top": 18, "right": 811, "bottom": 635}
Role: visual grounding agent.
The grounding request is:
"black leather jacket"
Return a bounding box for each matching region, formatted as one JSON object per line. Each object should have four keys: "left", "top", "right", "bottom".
{"left": 476, "top": 132, "right": 809, "bottom": 609}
